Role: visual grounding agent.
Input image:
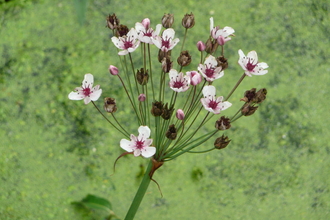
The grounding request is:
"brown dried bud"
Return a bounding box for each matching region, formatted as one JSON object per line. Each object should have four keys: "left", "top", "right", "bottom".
{"left": 215, "top": 116, "right": 231, "bottom": 130}
{"left": 214, "top": 135, "right": 231, "bottom": 149}
{"left": 106, "top": 13, "right": 120, "bottom": 30}
{"left": 240, "top": 88, "right": 257, "bottom": 103}
{"left": 254, "top": 88, "right": 267, "bottom": 104}
{"left": 136, "top": 68, "right": 149, "bottom": 85}
{"left": 158, "top": 49, "right": 171, "bottom": 63}
{"left": 151, "top": 101, "right": 164, "bottom": 116}
{"left": 116, "top": 24, "right": 129, "bottom": 37}
{"left": 241, "top": 103, "right": 258, "bottom": 116}
{"left": 216, "top": 56, "right": 228, "bottom": 71}
{"left": 182, "top": 13, "right": 195, "bottom": 29}
{"left": 165, "top": 124, "right": 177, "bottom": 140}
{"left": 104, "top": 97, "right": 117, "bottom": 113}
{"left": 205, "top": 37, "right": 218, "bottom": 54}
{"left": 177, "top": 50, "right": 192, "bottom": 67}
{"left": 162, "top": 13, "right": 174, "bottom": 28}
{"left": 161, "top": 57, "right": 173, "bottom": 73}
{"left": 161, "top": 103, "right": 174, "bottom": 120}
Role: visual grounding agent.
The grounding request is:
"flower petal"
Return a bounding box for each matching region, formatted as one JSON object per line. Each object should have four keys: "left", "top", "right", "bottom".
{"left": 138, "top": 126, "right": 151, "bottom": 139}
{"left": 120, "top": 139, "right": 134, "bottom": 152}
{"left": 68, "top": 91, "right": 84, "bottom": 100}
{"left": 141, "top": 146, "right": 156, "bottom": 158}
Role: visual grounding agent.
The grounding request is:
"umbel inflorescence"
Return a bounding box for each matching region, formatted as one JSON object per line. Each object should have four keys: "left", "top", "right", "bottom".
{"left": 68, "top": 13, "right": 268, "bottom": 178}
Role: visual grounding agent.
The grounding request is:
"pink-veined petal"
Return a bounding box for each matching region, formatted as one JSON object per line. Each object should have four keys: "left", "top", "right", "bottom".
{"left": 138, "top": 126, "right": 151, "bottom": 139}
{"left": 90, "top": 88, "right": 102, "bottom": 101}
{"left": 120, "top": 139, "right": 134, "bottom": 152}
{"left": 141, "top": 146, "right": 156, "bottom": 158}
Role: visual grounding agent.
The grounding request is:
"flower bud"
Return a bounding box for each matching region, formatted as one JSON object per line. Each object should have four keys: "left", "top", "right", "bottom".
{"left": 165, "top": 124, "right": 177, "bottom": 140}
{"left": 215, "top": 116, "right": 231, "bottom": 130}
{"left": 177, "top": 50, "right": 192, "bottom": 67}
{"left": 106, "top": 13, "right": 119, "bottom": 30}
{"left": 182, "top": 13, "right": 195, "bottom": 29}
{"left": 109, "top": 65, "right": 119, "bottom": 75}
{"left": 240, "top": 88, "right": 257, "bottom": 103}
{"left": 196, "top": 41, "right": 206, "bottom": 51}
{"left": 214, "top": 135, "right": 231, "bottom": 149}
{"left": 241, "top": 103, "right": 258, "bottom": 116}
{"left": 138, "top": 94, "right": 146, "bottom": 102}
{"left": 186, "top": 71, "right": 202, "bottom": 86}
{"left": 162, "top": 13, "right": 174, "bottom": 28}
{"left": 205, "top": 38, "right": 218, "bottom": 54}
{"left": 136, "top": 68, "right": 149, "bottom": 85}
{"left": 104, "top": 97, "right": 117, "bottom": 113}
{"left": 141, "top": 18, "right": 150, "bottom": 29}
{"left": 255, "top": 88, "right": 267, "bottom": 104}
{"left": 151, "top": 101, "right": 164, "bottom": 116}
{"left": 176, "top": 109, "right": 185, "bottom": 120}
{"left": 161, "top": 57, "right": 173, "bottom": 73}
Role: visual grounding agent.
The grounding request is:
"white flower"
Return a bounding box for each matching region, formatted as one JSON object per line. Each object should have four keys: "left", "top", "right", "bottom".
{"left": 120, "top": 126, "right": 156, "bottom": 158}
{"left": 200, "top": 85, "right": 232, "bottom": 114}
{"left": 152, "top": 28, "right": 180, "bottom": 52}
{"left": 169, "top": 69, "right": 190, "bottom": 92}
{"left": 210, "top": 17, "right": 235, "bottom": 44}
{"left": 111, "top": 28, "right": 140, "bottom": 55}
{"left": 238, "top": 49, "right": 269, "bottom": 77}
{"left": 135, "top": 18, "right": 162, "bottom": 44}
{"left": 198, "top": 55, "right": 224, "bottom": 82}
{"left": 68, "top": 73, "right": 102, "bottom": 104}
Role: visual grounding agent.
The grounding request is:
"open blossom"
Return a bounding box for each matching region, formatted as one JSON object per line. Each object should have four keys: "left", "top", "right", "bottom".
{"left": 111, "top": 28, "right": 140, "bottom": 55}
{"left": 135, "top": 18, "right": 162, "bottom": 44}
{"left": 238, "top": 49, "right": 269, "bottom": 77}
{"left": 209, "top": 17, "right": 235, "bottom": 44}
{"left": 152, "top": 28, "right": 180, "bottom": 52}
{"left": 68, "top": 73, "right": 102, "bottom": 105}
{"left": 200, "top": 85, "right": 232, "bottom": 114}
{"left": 169, "top": 69, "right": 190, "bottom": 92}
{"left": 198, "top": 55, "right": 224, "bottom": 82}
{"left": 120, "top": 126, "right": 156, "bottom": 158}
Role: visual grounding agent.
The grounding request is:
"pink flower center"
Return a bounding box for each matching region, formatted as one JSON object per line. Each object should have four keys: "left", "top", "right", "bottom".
{"left": 135, "top": 140, "right": 145, "bottom": 149}
{"left": 82, "top": 87, "right": 92, "bottom": 97}
{"left": 246, "top": 58, "right": 257, "bottom": 71}
{"left": 162, "top": 39, "right": 170, "bottom": 48}
{"left": 173, "top": 80, "right": 184, "bottom": 88}
{"left": 205, "top": 67, "right": 215, "bottom": 77}
{"left": 208, "top": 99, "right": 219, "bottom": 109}
{"left": 123, "top": 40, "right": 133, "bottom": 49}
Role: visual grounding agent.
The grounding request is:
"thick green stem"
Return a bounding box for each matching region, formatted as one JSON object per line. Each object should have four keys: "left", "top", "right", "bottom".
{"left": 124, "top": 160, "right": 153, "bottom": 220}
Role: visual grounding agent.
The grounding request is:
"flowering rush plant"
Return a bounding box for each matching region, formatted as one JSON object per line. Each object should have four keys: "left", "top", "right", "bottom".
{"left": 69, "top": 13, "right": 268, "bottom": 219}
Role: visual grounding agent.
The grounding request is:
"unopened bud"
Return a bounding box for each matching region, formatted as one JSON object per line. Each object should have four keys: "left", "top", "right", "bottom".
{"left": 141, "top": 18, "right": 150, "bottom": 29}
{"left": 136, "top": 68, "right": 149, "bottom": 85}
{"left": 186, "top": 71, "right": 202, "bottom": 86}
{"left": 138, "top": 94, "right": 146, "bottom": 102}
{"left": 177, "top": 51, "right": 192, "bottom": 67}
{"left": 214, "top": 135, "right": 231, "bottom": 149}
{"left": 109, "top": 65, "right": 119, "bottom": 75}
{"left": 165, "top": 124, "right": 177, "bottom": 140}
{"left": 205, "top": 38, "right": 218, "bottom": 54}
{"left": 241, "top": 103, "right": 258, "bottom": 116}
{"left": 240, "top": 88, "right": 257, "bottom": 103}
{"left": 215, "top": 116, "right": 231, "bottom": 130}
{"left": 106, "top": 13, "right": 119, "bottom": 30}
{"left": 162, "top": 13, "right": 174, "bottom": 28}
{"left": 151, "top": 101, "right": 164, "bottom": 117}
{"left": 217, "top": 35, "right": 225, "bottom": 46}
{"left": 161, "top": 57, "right": 173, "bottom": 73}
{"left": 255, "top": 88, "right": 267, "bottom": 104}
{"left": 182, "top": 13, "right": 195, "bottom": 29}
{"left": 196, "top": 41, "right": 206, "bottom": 51}
{"left": 104, "top": 97, "right": 117, "bottom": 113}
{"left": 176, "top": 109, "right": 185, "bottom": 120}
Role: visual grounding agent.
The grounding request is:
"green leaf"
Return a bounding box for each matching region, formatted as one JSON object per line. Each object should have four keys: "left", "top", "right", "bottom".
{"left": 72, "top": 194, "right": 113, "bottom": 213}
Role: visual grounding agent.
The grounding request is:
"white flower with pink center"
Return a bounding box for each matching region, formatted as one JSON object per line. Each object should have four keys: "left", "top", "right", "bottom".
{"left": 120, "top": 126, "right": 156, "bottom": 158}
{"left": 135, "top": 18, "right": 162, "bottom": 44}
{"left": 238, "top": 49, "right": 268, "bottom": 77}
{"left": 210, "top": 17, "right": 235, "bottom": 44}
{"left": 68, "top": 73, "right": 102, "bottom": 104}
{"left": 111, "top": 28, "right": 140, "bottom": 55}
{"left": 198, "top": 55, "right": 224, "bottom": 82}
{"left": 169, "top": 69, "right": 190, "bottom": 92}
{"left": 152, "top": 28, "right": 180, "bottom": 52}
{"left": 200, "top": 85, "right": 231, "bottom": 114}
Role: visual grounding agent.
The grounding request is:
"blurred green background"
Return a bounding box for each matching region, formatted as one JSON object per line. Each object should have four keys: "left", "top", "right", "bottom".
{"left": 0, "top": 0, "right": 329, "bottom": 219}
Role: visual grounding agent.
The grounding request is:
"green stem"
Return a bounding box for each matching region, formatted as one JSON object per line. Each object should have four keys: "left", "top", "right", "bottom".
{"left": 124, "top": 160, "right": 153, "bottom": 220}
